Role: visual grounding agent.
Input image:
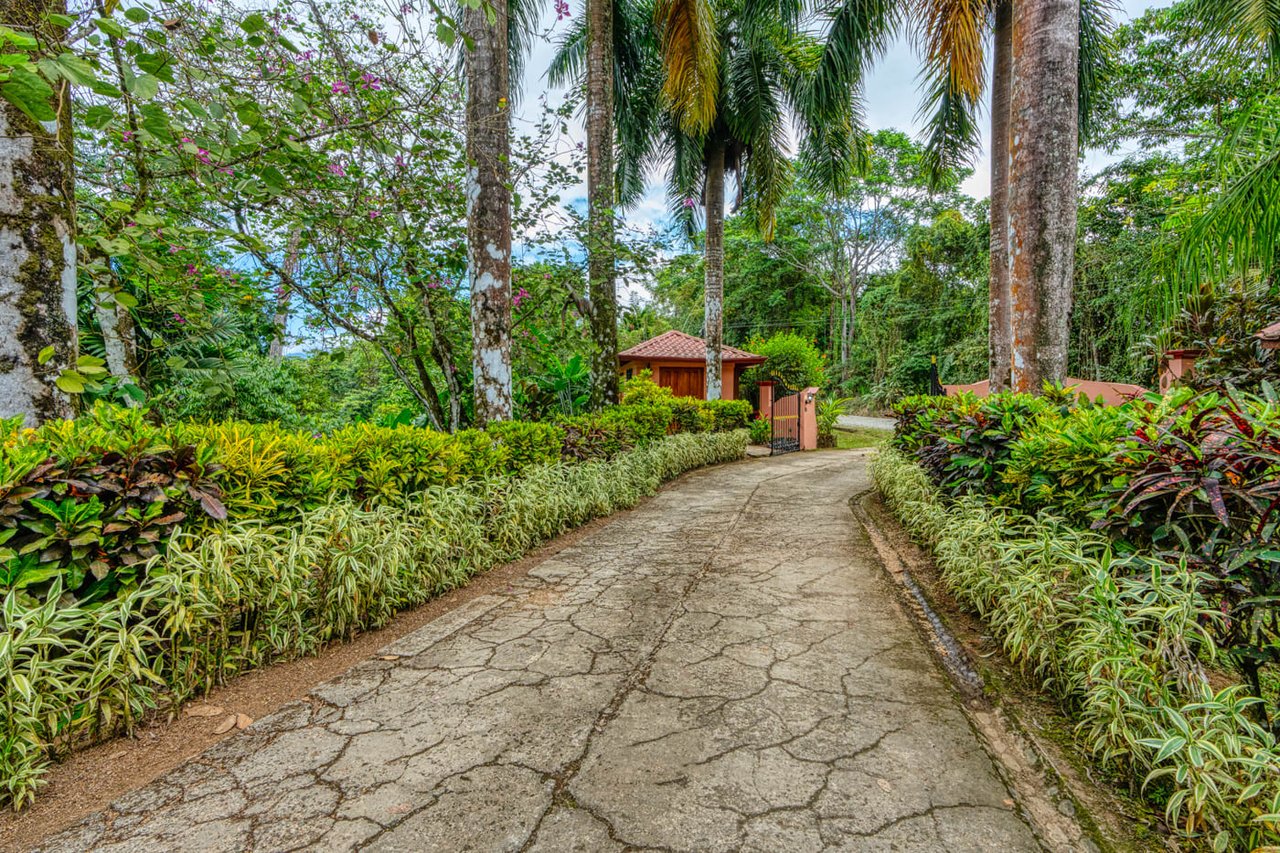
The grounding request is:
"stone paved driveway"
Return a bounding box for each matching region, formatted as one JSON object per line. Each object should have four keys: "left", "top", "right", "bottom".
{"left": 37, "top": 452, "right": 1039, "bottom": 852}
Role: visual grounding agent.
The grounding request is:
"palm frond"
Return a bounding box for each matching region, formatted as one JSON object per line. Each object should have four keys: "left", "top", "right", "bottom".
{"left": 547, "top": 14, "right": 588, "bottom": 88}
{"left": 507, "top": 0, "right": 544, "bottom": 103}
{"left": 1187, "top": 0, "right": 1280, "bottom": 66}
{"left": 915, "top": 0, "right": 987, "bottom": 100}
{"left": 916, "top": 68, "right": 982, "bottom": 186}
{"left": 1078, "top": 0, "right": 1116, "bottom": 146}
{"left": 664, "top": 116, "right": 705, "bottom": 238}
{"left": 808, "top": 0, "right": 899, "bottom": 122}
{"left": 614, "top": 0, "right": 666, "bottom": 207}
{"left": 1176, "top": 99, "right": 1280, "bottom": 288}
{"left": 654, "top": 0, "right": 720, "bottom": 134}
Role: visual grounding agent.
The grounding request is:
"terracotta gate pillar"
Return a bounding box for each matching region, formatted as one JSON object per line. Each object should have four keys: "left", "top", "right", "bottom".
{"left": 757, "top": 381, "right": 774, "bottom": 421}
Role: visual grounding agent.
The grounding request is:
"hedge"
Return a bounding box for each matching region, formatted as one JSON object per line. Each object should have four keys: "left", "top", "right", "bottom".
{"left": 0, "top": 428, "right": 748, "bottom": 808}
{"left": 873, "top": 448, "right": 1280, "bottom": 851}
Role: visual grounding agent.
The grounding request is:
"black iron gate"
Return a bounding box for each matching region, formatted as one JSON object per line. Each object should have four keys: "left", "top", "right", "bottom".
{"left": 770, "top": 384, "right": 801, "bottom": 456}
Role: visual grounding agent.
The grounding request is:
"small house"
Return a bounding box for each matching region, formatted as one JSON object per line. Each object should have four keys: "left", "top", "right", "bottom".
{"left": 618, "top": 330, "right": 765, "bottom": 401}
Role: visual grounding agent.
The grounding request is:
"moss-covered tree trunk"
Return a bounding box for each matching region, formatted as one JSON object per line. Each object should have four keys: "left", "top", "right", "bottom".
{"left": 0, "top": 0, "right": 77, "bottom": 426}
{"left": 463, "top": 0, "right": 513, "bottom": 425}
{"left": 586, "top": 0, "right": 618, "bottom": 408}
{"left": 1007, "top": 0, "right": 1078, "bottom": 392}
{"left": 703, "top": 140, "right": 725, "bottom": 401}
{"left": 988, "top": 0, "right": 1013, "bottom": 392}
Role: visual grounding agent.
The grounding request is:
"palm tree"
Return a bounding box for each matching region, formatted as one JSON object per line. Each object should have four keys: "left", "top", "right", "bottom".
{"left": 1174, "top": 1, "right": 1280, "bottom": 290}
{"left": 915, "top": 0, "right": 1111, "bottom": 391}
{"left": 558, "top": 0, "right": 894, "bottom": 399}
{"left": 462, "top": 0, "right": 514, "bottom": 424}
{"left": 0, "top": 0, "right": 78, "bottom": 425}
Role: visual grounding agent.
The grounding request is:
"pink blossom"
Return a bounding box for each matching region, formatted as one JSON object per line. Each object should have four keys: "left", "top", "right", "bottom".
{"left": 394, "top": 154, "right": 407, "bottom": 168}
{"left": 122, "top": 130, "right": 135, "bottom": 142}
{"left": 512, "top": 287, "right": 530, "bottom": 308}
{"left": 368, "top": 209, "right": 381, "bottom": 219}
{"left": 555, "top": 0, "right": 570, "bottom": 19}
{"left": 172, "top": 313, "right": 186, "bottom": 324}
{"left": 328, "top": 161, "right": 346, "bottom": 177}
{"left": 331, "top": 80, "right": 351, "bottom": 94}
{"left": 168, "top": 244, "right": 185, "bottom": 254}
{"left": 683, "top": 197, "right": 697, "bottom": 208}
{"left": 186, "top": 264, "right": 198, "bottom": 275}
{"left": 361, "top": 72, "right": 382, "bottom": 91}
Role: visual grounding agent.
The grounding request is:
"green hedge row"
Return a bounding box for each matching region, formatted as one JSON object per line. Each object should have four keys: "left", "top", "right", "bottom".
{"left": 1, "top": 429, "right": 749, "bottom": 808}
{"left": 873, "top": 449, "right": 1280, "bottom": 851}
{"left": 1, "top": 382, "right": 751, "bottom": 606}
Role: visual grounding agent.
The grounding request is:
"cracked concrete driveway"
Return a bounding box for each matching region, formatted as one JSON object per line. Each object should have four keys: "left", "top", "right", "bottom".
{"left": 36, "top": 452, "right": 1040, "bottom": 852}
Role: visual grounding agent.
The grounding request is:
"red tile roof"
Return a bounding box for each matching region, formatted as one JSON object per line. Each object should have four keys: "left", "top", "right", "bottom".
{"left": 618, "top": 330, "right": 766, "bottom": 364}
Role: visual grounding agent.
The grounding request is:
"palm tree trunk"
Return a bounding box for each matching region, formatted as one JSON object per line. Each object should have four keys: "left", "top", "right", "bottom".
{"left": 703, "top": 140, "right": 725, "bottom": 400}
{"left": 586, "top": 0, "right": 618, "bottom": 408}
{"left": 0, "top": 0, "right": 77, "bottom": 425}
{"left": 1007, "top": 0, "right": 1078, "bottom": 392}
{"left": 463, "top": 0, "right": 513, "bottom": 425}
{"left": 989, "top": 0, "right": 1013, "bottom": 392}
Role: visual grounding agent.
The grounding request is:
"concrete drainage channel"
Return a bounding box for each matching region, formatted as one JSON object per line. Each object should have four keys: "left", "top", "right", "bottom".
{"left": 851, "top": 487, "right": 1112, "bottom": 853}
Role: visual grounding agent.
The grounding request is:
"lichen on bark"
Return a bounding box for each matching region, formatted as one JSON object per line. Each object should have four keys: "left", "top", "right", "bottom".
{"left": 0, "top": 0, "right": 78, "bottom": 425}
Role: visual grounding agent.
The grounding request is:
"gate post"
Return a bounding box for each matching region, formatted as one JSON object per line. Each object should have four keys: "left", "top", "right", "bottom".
{"left": 757, "top": 381, "right": 774, "bottom": 421}
{"left": 799, "top": 387, "right": 819, "bottom": 451}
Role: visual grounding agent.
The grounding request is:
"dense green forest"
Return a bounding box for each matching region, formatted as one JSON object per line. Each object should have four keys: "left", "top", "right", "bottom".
{"left": 652, "top": 2, "right": 1280, "bottom": 406}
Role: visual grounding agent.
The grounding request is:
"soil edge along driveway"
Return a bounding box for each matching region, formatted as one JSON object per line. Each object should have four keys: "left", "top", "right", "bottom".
{"left": 36, "top": 452, "right": 1041, "bottom": 852}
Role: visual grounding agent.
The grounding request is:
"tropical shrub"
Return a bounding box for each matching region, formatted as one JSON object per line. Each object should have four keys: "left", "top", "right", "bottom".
{"left": 817, "top": 395, "right": 852, "bottom": 448}
{"left": 872, "top": 449, "right": 1280, "bottom": 851}
{"left": 485, "top": 420, "right": 565, "bottom": 472}
{"left": 749, "top": 414, "right": 771, "bottom": 445}
{"left": 1001, "top": 404, "right": 1129, "bottom": 525}
{"left": 1094, "top": 388, "right": 1280, "bottom": 696}
{"left": 740, "top": 331, "right": 828, "bottom": 396}
{"left": 698, "top": 399, "right": 753, "bottom": 431}
{"left": 0, "top": 408, "right": 227, "bottom": 604}
{"left": 896, "top": 392, "right": 1050, "bottom": 496}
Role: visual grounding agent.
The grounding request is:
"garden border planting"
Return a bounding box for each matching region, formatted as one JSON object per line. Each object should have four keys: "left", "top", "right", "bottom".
{"left": 873, "top": 447, "right": 1280, "bottom": 851}
{"left": 0, "top": 385, "right": 749, "bottom": 809}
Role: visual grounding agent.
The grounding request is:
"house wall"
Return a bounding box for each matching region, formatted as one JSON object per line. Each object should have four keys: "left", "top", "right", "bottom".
{"left": 618, "top": 360, "right": 739, "bottom": 400}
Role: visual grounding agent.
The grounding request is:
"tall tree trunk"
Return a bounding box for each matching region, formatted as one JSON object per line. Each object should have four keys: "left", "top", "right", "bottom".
{"left": 463, "top": 0, "right": 513, "bottom": 425}
{"left": 703, "top": 140, "right": 725, "bottom": 400}
{"left": 841, "top": 284, "right": 856, "bottom": 382}
{"left": 1007, "top": 0, "right": 1078, "bottom": 392}
{"left": 989, "top": 0, "right": 1013, "bottom": 392}
{"left": 269, "top": 230, "right": 302, "bottom": 361}
{"left": 95, "top": 294, "right": 139, "bottom": 403}
{"left": 586, "top": 0, "right": 618, "bottom": 408}
{"left": 0, "top": 1, "right": 77, "bottom": 425}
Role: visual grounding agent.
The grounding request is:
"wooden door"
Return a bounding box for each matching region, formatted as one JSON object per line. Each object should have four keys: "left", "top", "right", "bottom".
{"left": 662, "top": 367, "right": 705, "bottom": 399}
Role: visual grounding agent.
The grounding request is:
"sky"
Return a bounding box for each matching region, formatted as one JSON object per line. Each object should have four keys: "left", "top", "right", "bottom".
{"left": 513, "top": 0, "right": 1168, "bottom": 238}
